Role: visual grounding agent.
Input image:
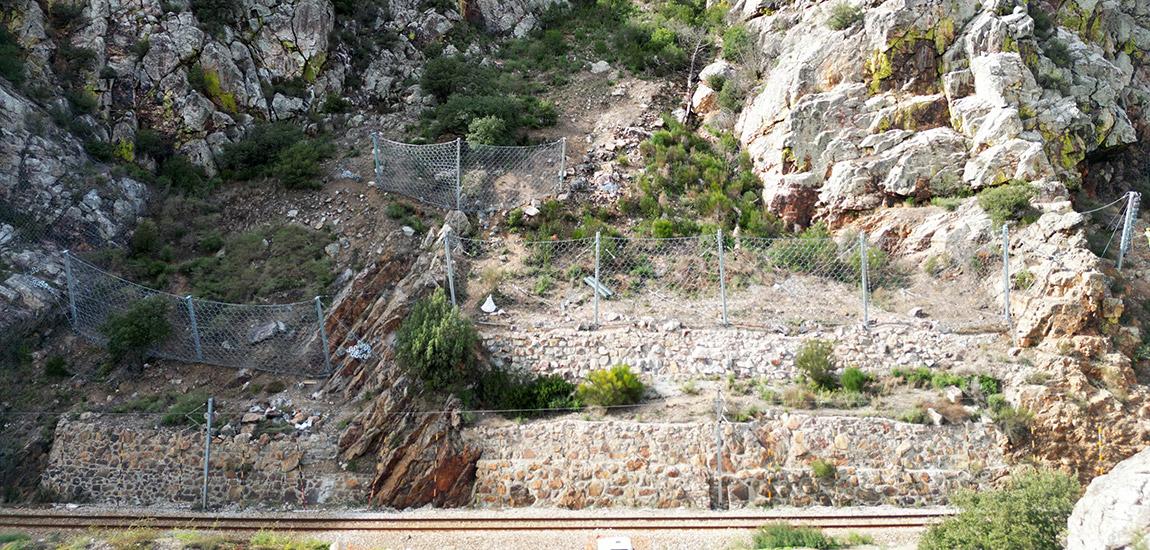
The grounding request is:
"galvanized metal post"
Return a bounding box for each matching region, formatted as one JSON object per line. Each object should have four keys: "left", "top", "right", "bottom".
{"left": 315, "top": 296, "right": 332, "bottom": 375}
{"left": 717, "top": 228, "right": 728, "bottom": 326}
{"left": 559, "top": 137, "right": 567, "bottom": 193}
{"left": 455, "top": 138, "right": 463, "bottom": 211}
{"left": 443, "top": 228, "right": 457, "bottom": 307}
{"left": 715, "top": 389, "right": 724, "bottom": 510}
{"left": 186, "top": 296, "right": 203, "bottom": 362}
{"left": 1118, "top": 191, "right": 1141, "bottom": 270}
{"left": 1002, "top": 224, "right": 1016, "bottom": 346}
{"left": 859, "top": 231, "right": 869, "bottom": 327}
{"left": 594, "top": 231, "right": 601, "bottom": 329}
{"left": 202, "top": 397, "right": 213, "bottom": 510}
{"left": 63, "top": 250, "right": 77, "bottom": 323}
{"left": 371, "top": 132, "right": 381, "bottom": 183}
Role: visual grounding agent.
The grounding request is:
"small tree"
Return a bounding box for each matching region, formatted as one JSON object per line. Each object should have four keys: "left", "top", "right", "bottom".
{"left": 466, "top": 115, "right": 509, "bottom": 145}
{"left": 919, "top": 469, "right": 1080, "bottom": 550}
{"left": 102, "top": 295, "right": 174, "bottom": 366}
{"left": 795, "top": 339, "right": 837, "bottom": 390}
{"left": 578, "top": 364, "right": 645, "bottom": 407}
{"left": 395, "top": 288, "right": 477, "bottom": 391}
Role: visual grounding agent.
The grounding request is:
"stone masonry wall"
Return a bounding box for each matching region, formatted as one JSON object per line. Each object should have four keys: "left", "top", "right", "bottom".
{"left": 483, "top": 323, "right": 1001, "bottom": 381}
{"left": 44, "top": 420, "right": 372, "bottom": 507}
{"left": 463, "top": 412, "right": 1006, "bottom": 509}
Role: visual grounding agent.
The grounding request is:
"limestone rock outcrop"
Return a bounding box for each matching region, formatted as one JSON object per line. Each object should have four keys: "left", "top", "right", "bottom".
{"left": 731, "top": 0, "right": 1149, "bottom": 228}
{"left": 1067, "top": 445, "right": 1150, "bottom": 550}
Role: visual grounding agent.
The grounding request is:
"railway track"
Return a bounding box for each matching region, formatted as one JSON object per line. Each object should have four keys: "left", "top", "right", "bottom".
{"left": 0, "top": 510, "right": 953, "bottom": 532}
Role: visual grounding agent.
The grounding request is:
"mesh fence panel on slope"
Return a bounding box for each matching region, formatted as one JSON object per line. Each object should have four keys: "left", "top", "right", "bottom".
{"left": 450, "top": 236, "right": 597, "bottom": 327}
{"left": 68, "top": 256, "right": 328, "bottom": 376}
{"left": 726, "top": 236, "right": 863, "bottom": 327}
{"left": 597, "top": 235, "right": 724, "bottom": 326}
{"left": 460, "top": 141, "right": 564, "bottom": 213}
{"left": 865, "top": 237, "right": 1007, "bottom": 330}
{"left": 373, "top": 135, "right": 564, "bottom": 213}
{"left": 373, "top": 138, "right": 461, "bottom": 211}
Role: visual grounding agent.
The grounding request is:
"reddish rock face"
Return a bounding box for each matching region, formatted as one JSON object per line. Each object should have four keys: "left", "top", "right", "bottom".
{"left": 325, "top": 231, "right": 482, "bottom": 509}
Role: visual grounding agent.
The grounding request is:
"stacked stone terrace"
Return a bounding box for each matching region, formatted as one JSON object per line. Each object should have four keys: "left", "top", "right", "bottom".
{"left": 45, "top": 419, "right": 371, "bottom": 506}
{"left": 464, "top": 412, "right": 1006, "bottom": 509}
{"left": 483, "top": 323, "right": 1003, "bottom": 381}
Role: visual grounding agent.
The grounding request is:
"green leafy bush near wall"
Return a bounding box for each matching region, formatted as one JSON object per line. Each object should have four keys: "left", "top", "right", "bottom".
{"left": 395, "top": 288, "right": 478, "bottom": 391}
{"left": 577, "top": 364, "right": 645, "bottom": 407}
{"left": 795, "top": 339, "right": 837, "bottom": 390}
{"left": 919, "top": 469, "right": 1080, "bottom": 550}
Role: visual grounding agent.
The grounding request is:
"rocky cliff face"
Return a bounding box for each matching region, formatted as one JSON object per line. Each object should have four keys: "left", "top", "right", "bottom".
{"left": 322, "top": 221, "right": 480, "bottom": 509}
{"left": 0, "top": 79, "right": 147, "bottom": 338}
{"left": 726, "top": 0, "right": 1148, "bottom": 228}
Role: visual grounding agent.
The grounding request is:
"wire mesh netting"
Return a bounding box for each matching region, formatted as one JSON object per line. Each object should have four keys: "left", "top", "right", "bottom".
{"left": 444, "top": 230, "right": 1024, "bottom": 332}
{"left": 862, "top": 236, "right": 1008, "bottom": 330}
{"left": 727, "top": 236, "right": 864, "bottom": 326}
{"left": 68, "top": 256, "right": 330, "bottom": 376}
{"left": 372, "top": 135, "right": 564, "bottom": 213}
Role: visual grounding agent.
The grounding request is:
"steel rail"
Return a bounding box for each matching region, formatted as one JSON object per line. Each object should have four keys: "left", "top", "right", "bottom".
{"left": 0, "top": 510, "right": 952, "bottom": 532}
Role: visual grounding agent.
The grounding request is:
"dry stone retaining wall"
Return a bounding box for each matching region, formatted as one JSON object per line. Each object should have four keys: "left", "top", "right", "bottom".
{"left": 463, "top": 413, "right": 1005, "bottom": 509}
{"left": 44, "top": 419, "right": 371, "bottom": 507}
{"left": 483, "top": 323, "right": 1001, "bottom": 381}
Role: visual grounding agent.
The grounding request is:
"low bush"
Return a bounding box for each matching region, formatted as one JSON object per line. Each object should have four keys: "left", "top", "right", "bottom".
{"left": 752, "top": 523, "right": 840, "bottom": 549}
{"left": 721, "top": 25, "right": 751, "bottom": 61}
{"left": 249, "top": 531, "right": 328, "bottom": 550}
{"left": 44, "top": 355, "right": 71, "bottom": 378}
{"left": 898, "top": 408, "right": 930, "bottom": 424}
{"left": 811, "top": 458, "right": 836, "bottom": 480}
{"left": 101, "top": 295, "right": 174, "bottom": 366}
{"left": 840, "top": 367, "right": 870, "bottom": 393}
{"left": 395, "top": 288, "right": 478, "bottom": 391}
{"left": 978, "top": 180, "right": 1035, "bottom": 226}
{"left": 322, "top": 93, "right": 352, "bottom": 113}
{"left": 826, "top": 2, "right": 863, "bottom": 30}
{"left": 0, "top": 28, "right": 25, "bottom": 86}
{"left": 272, "top": 140, "right": 331, "bottom": 190}
{"left": 1044, "top": 39, "right": 1071, "bottom": 68}
{"left": 577, "top": 364, "right": 645, "bottom": 407}
{"left": 919, "top": 469, "right": 1080, "bottom": 550}
{"left": 158, "top": 155, "right": 210, "bottom": 194}
{"left": 795, "top": 339, "right": 837, "bottom": 390}
{"left": 179, "top": 224, "right": 335, "bottom": 302}
{"left": 476, "top": 367, "right": 578, "bottom": 416}
{"left": 217, "top": 122, "right": 305, "bottom": 179}
{"left": 987, "top": 393, "right": 1032, "bottom": 445}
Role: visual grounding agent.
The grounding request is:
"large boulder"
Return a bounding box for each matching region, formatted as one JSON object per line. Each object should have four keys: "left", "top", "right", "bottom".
{"left": 1067, "top": 446, "right": 1150, "bottom": 550}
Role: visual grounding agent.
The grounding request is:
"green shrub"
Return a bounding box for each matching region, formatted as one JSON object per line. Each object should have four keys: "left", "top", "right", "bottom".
{"left": 721, "top": 25, "right": 751, "bottom": 61}
{"left": 265, "top": 380, "right": 286, "bottom": 394}
{"left": 44, "top": 355, "right": 71, "bottom": 378}
{"left": 272, "top": 140, "right": 329, "bottom": 190}
{"left": 395, "top": 288, "right": 478, "bottom": 391}
{"left": 840, "top": 367, "right": 869, "bottom": 393}
{"left": 987, "top": 393, "right": 1033, "bottom": 445}
{"left": 249, "top": 531, "right": 328, "bottom": 550}
{"left": 322, "top": 93, "right": 352, "bottom": 113}
{"left": 811, "top": 458, "right": 836, "bottom": 480}
{"left": 191, "top": 0, "right": 239, "bottom": 35}
{"left": 66, "top": 87, "right": 98, "bottom": 114}
{"left": 826, "top": 2, "right": 863, "bottom": 30}
{"left": 134, "top": 128, "right": 169, "bottom": 160}
{"left": 161, "top": 391, "right": 210, "bottom": 426}
{"left": 1044, "top": 39, "right": 1070, "bottom": 68}
{"left": 0, "top": 28, "right": 26, "bottom": 86}
{"left": 217, "top": 122, "right": 305, "bottom": 179}
{"left": 577, "top": 364, "right": 645, "bottom": 407}
{"left": 101, "top": 295, "right": 174, "bottom": 365}
{"left": 158, "top": 155, "right": 210, "bottom": 194}
{"left": 84, "top": 139, "right": 114, "bottom": 162}
{"left": 919, "top": 469, "right": 1080, "bottom": 550}
{"left": 477, "top": 368, "right": 578, "bottom": 416}
{"left": 130, "top": 219, "right": 162, "bottom": 257}
{"left": 978, "top": 180, "right": 1035, "bottom": 226}
{"left": 795, "top": 339, "right": 837, "bottom": 390}
{"left": 753, "top": 523, "right": 841, "bottom": 549}
{"left": 466, "top": 115, "right": 509, "bottom": 145}
{"left": 898, "top": 408, "right": 930, "bottom": 424}
{"left": 1013, "top": 268, "right": 1035, "bottom": 290}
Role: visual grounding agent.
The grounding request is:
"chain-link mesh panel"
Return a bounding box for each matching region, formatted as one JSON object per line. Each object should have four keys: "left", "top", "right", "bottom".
{"left": 460, "top": 141, "right": 564, "bottom": 213}
{"left": 186, "top": 299, "right": 326, "bottom": 376}
{"left": 373, "top": 137, "right": 461, "bottom": 211}
{"left": 450, "top": 236, "right": 597, "bottom": 327}
{"left": 865, "top": 237, "right": 1007, "bottom": 330}
{"left": 373, "top": 135, "right": 564, "bottom": 214}
{"left": 596, "top": 235, "right": 724, "bottom": 325}
{"left": 68, "top": 256, "right": 327, "bottom": 375}
{"left": 725, "top": 236, "right": 863, "bottom": 326}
